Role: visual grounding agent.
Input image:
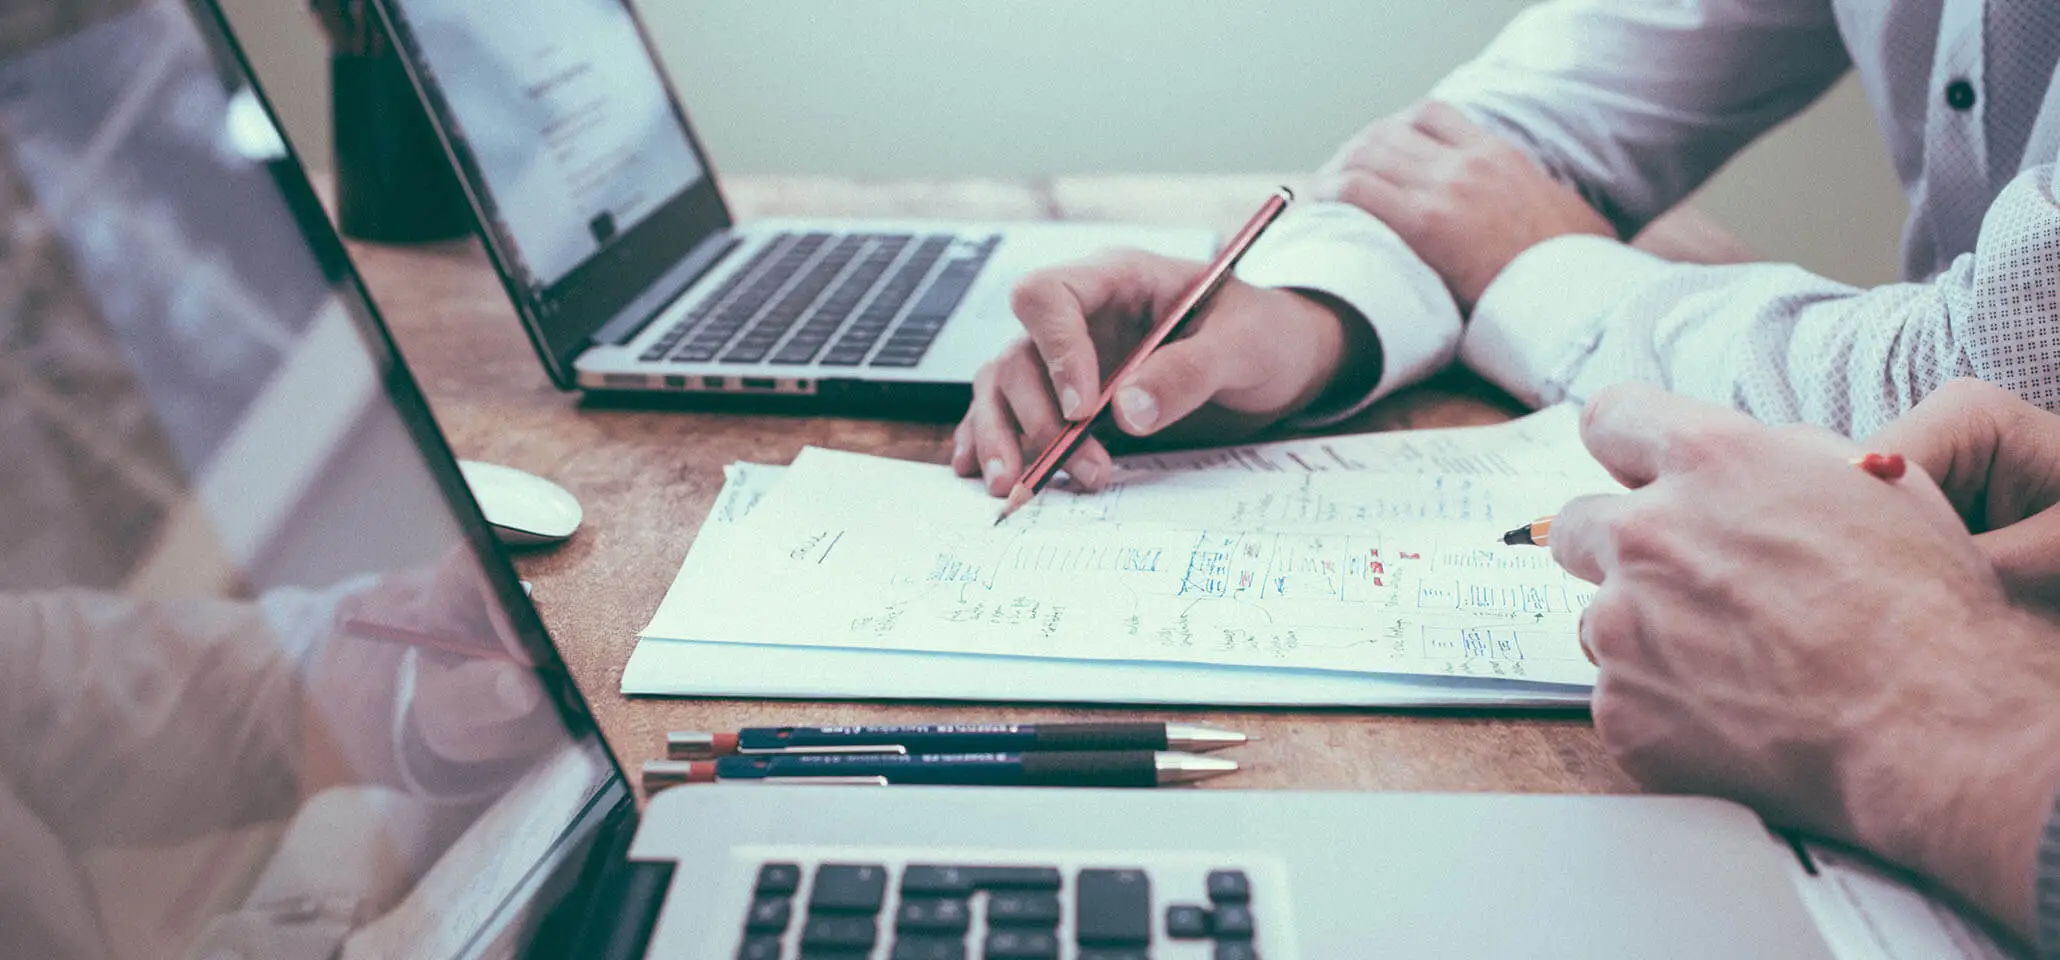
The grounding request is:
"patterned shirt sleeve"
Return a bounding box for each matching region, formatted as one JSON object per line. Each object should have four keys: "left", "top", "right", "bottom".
{"left": 2039, "top": 786, "right": 2060, "bottom": 957}
{"left": 1459, "top": 163, "right": 2060, "bottom": 436}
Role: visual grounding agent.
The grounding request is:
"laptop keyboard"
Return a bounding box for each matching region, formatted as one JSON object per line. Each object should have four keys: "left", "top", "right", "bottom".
{"left": 735, "top": 860, "right": 1262, "bottom": 959}
{"left": 639, "top": 231, "right": 999, "bottom": 370}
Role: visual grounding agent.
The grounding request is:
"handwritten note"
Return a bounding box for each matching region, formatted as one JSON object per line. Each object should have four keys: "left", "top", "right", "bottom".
{"left": 661, "top": 408, "right": 1615, "bottom": 685}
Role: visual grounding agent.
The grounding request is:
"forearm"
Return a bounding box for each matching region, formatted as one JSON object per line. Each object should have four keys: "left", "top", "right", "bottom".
{"left": 1462, "top": 165, "right": 2060, "bottom": 436}
{"left": 0, "top": 589, "right": 330, "bottom": 846}
{"left": 1841, "top": 610, "right": 2060, "bottom": 942}
{"left": 1428, "top": 0, "right": 1847, "bottom": 236}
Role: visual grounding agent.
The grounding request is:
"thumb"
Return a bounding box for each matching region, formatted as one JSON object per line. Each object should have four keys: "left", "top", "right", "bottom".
{"left": 1109, "top": 335, "right": 1239, "bottom": 436}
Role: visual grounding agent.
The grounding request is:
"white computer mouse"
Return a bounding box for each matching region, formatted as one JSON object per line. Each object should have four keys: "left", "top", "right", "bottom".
{"left": 458, "top": 460, "right": 584, "bottom": 546}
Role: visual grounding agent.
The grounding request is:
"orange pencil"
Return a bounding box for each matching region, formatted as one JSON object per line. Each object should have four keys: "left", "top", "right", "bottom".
{"left": 996, "top": 187, "right": 1295, "bottom": 524}
{"left": 1497, "top": 452, "right": 1908, "bottom": 548}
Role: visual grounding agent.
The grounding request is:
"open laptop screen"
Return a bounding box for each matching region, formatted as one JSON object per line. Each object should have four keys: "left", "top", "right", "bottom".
{"left": 0, "top": 2, "right": 621, "bottom": 957}
{"left": 389, "top": 0, "right": 704, "bottom": 292}
{"left": 378, "top": 0, "right": 732, "bottom": 381}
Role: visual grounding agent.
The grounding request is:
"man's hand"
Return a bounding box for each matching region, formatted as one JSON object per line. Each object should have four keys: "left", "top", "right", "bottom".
{"left": 1550, "top": 383, "right": 2060, "bottom": 940}
{"left": 954, "top": 250, "right": 1371, "bottom": 495}
{"left": 1319, "top": 101, "right": 1613, "bottom": 311}
{"left": 1866, "top": 378, "right": 2060, "bottom": 619}
{"left": 318, "top": 550, "right": 559, "bottom": 780}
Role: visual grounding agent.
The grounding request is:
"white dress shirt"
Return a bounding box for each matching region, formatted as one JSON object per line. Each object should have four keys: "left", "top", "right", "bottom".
{"left": 1238, "top": 0, "right": 2060, "bottom": 436}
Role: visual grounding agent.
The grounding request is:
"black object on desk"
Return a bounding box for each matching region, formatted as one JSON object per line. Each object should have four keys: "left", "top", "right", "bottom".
{"left": 327, "top": 21, "right": 469, "bottom": 242}
{"left": 641, "top": 750, "right": 1237, "bottom": 789}
{"left": 666, "top": 721, "right": 1247, "bottom": 758}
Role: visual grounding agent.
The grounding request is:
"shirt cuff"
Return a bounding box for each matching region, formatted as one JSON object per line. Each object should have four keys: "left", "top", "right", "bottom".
{"left": 1235, "top": 201, "right": 1463, "bottom": 425}
{"left": 1461, "top": 234, "right": 1670, "bottom": 408}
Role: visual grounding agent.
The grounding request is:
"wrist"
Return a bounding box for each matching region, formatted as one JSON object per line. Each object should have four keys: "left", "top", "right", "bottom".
{"left": 1280, "top": 287, "right": 1381, "bottom": 420}
{"left": 1844, "top": 605, "right": 2060, "bottom": 937}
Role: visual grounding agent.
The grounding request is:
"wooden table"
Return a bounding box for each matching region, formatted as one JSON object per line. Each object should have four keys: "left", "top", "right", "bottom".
{"left": 344, "top": 175, "right": 1740, "bottom": 800}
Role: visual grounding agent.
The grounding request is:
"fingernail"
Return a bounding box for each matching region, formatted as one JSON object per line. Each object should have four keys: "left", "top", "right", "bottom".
{"left": 953, "top": 439, "right": 967, "bottom": 464}
{"left": 1117, "top": 387, "right": 1158, "bottom": 432}
{"left": 984, "top": 458, "right": 1007, "bottom": 483}
{"left": 1058, "top": 385, "right": 1083, "bottom": 420}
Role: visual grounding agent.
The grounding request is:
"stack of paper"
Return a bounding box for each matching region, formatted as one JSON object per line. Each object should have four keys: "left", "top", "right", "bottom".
{"left": 625, "top": 406, "right": 1621, "bottom": 707}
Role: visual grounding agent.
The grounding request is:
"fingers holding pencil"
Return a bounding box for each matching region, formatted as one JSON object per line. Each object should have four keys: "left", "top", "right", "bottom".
{"left": 991, "top": 189, "right": 1296, "bottom": 524}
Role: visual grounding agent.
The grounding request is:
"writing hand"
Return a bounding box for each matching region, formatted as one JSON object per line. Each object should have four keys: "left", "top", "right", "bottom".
{"left": 1864, "top": 378, "right": 2060, "bottom": 619}
{"left": 1549, "top": 383, "right": 2060, "bottom": 940}
{"left": 321, "top": 549, "right": 556, "bottom": 777}
{"left": 955, "top": 249, "right": 1362, "bottom": 495}
{"left": 1318, "top": 101, "right": 1613, "bottom": 311}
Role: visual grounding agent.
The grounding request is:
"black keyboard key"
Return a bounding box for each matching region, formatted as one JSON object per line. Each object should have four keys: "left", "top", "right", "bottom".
{"left": 895, "top": 897, "right": 970, "bottom": 934}
{"left": 1075, "top": 869, "right": 1151, "bottom": 946}
{"left": 1214, "top": 943, "right": 1259, "bottom": 960}
{"left": 810, "top": 864, "right": 887, "bottom": 913}
{"left": 744, "top": 897, "right": 792, "bottom": 932}
{"left": 736, "top": 934, "right": 782, "bottom": 960}
{"left": 1166, "top": 904, "right": 1211, "bottom": 938}
{"left": 867, "top": 349, "right": 925, "bottom": 368}
{"left": 1207, "top": 869, "right": 1250, "bottom": 903}
{"left": 900, "top": 865, "right": 1062, "bottom": 896}
{"left": 801, "top": 914, "right": 877, "bottom": 951}
{"left": 1213, "top": 903, "right": 1255, "bottom": 939}
{"left": 1079, "top": 952, "right": 1148, "bottom": 960}
{"left": 970, "top": 866, "right": 1064, "bottom": 890}
{"left": 755, "top": 863, "right": 802, "bottom": 896}
{"left": 984, "top": 929, "right": 1059, "bottom": 959}
{"left": 987, "top": 892, "right": 1061, "bottom": 926}
{"left": 890, "top": 936, "right": 967, "bottom": 960}
{"left": 770, "top": 347, "right": 825, "bottom": 365}
{"left": 906, "top": 267, "right": 979, "bottom": 319}
{"left": 899, "top": 865, "right": 974, "bottom": 896}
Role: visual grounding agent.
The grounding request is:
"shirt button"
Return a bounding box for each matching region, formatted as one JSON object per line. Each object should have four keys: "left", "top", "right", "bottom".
{"left": 1945, "top": 79, "right": 1977, "bottom": 112}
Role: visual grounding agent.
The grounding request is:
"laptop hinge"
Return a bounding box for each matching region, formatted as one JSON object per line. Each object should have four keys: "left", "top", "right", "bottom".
{"left": 589, "top": 232, "right": 742, "bottom": 348}
{"left": 577, "top": 858, "right": 676, "bottom": 960}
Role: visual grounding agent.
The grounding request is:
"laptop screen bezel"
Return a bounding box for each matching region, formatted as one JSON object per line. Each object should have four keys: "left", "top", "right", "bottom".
{"left": 182, "top": 2, "right": 644, "bottom": 953}
{"left": 368, "top": 0, "right": 734, "bottom": 388}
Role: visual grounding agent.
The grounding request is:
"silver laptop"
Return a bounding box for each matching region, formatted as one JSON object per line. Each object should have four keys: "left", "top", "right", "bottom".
{"left": 0, "top": 4, "right": 1918, "bottom": 958}
{"left": 367, "top": 0, "right": 1213, "bottom": 410}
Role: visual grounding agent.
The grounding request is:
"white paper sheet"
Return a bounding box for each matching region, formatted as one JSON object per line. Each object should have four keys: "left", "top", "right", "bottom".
{"left": 629, "top": 409, "right": 1610, "bottom": 702}
{"left": 626, "top": 461, "right": 1589, "bottom": 706}
{"left": 649, "top": 407, "right": 1615, "bottom": 685}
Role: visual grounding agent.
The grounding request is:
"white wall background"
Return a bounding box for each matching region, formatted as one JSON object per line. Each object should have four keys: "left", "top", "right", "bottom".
{"left": 218, "top": 0, "right": 1908, "bottom": 286}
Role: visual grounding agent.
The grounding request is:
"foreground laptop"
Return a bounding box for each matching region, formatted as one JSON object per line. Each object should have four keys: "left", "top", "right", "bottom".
{"left": 366, "top": 0, "right": 1214, "bottom": 411}
{"left": 0, "top": 3, "right": 1932, "bottom": 957}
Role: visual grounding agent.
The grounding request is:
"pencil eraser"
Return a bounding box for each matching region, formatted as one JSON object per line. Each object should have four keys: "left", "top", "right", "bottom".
{"left": 1859, "top": 452, "right": 1907, "bottom": 480}
{"left": 642, "top": 760, "right": 718, "bottom": 790}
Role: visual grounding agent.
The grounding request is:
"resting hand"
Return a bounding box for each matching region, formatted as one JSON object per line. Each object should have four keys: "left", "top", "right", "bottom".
{"left": 1319, "top": 101, "right": 1612, "bottom": 311}
{"left": 954, "top": 250, "right": 1366, "bottom": 495}
{"left": 1551, "top": 383, "right": 2060, "bottom": 939}
{"left": 1865, "top": 378, "right": 2060, "bottom": 619}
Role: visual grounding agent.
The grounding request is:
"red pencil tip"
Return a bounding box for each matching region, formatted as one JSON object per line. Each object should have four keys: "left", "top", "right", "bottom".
{"left": 1857, "top": 452, "right": 1906, "bottom": 481}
